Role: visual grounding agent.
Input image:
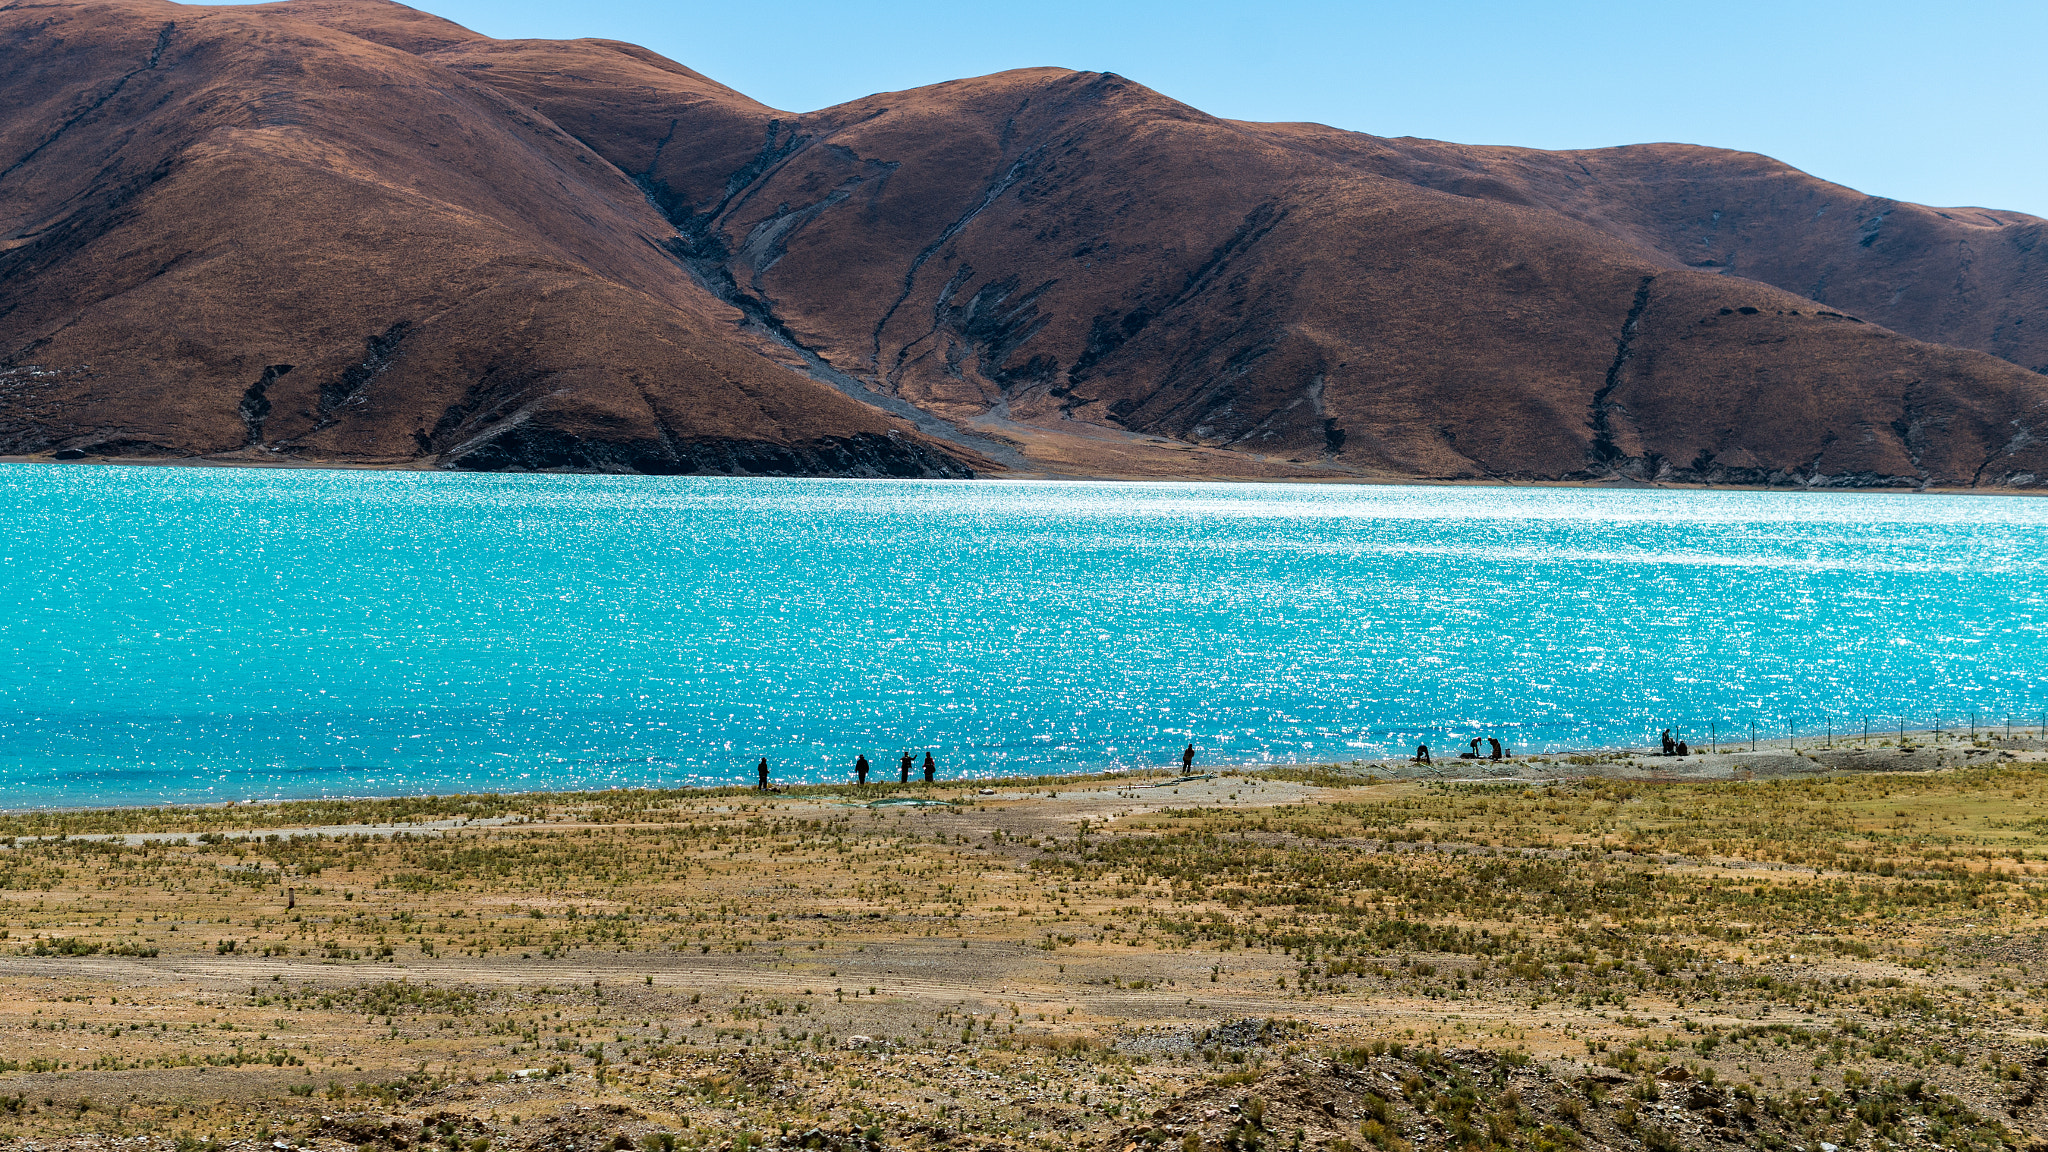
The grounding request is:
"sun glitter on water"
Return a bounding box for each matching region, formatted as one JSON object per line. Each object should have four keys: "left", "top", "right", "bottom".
{"left": 1, "top": 464, "right": 2044, "bottom": 806}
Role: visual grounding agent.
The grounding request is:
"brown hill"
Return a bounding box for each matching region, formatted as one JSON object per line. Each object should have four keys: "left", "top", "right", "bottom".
{"left": 3, "top": 0, "right": 2044, "bottom": 487}
{"left": 1246, "top": 131, "right": 2048, "bottom": 377}
{"left": 0, "top": 0, "right": 987, "bottom": 475}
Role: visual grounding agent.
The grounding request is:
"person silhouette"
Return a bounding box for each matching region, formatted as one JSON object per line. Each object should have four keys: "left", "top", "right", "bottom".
{"left": 1487, "top": 737, "right": 1502, "bottom": 761}
{"left": 756, "top": 757, "right": 769, "bottom": 791}
{"left": 855, "top": 755, "right": 869, "bottom": 785}
{"left": 1661, "top": 729, "right": 1676, "bottom": 756}
{"left": 1676, "top": 740, "right": 1690, "bottom": 757}
{"left": 899, "top": 751, "right": 912, "bottom": 784}
{"left": 922, "top": 751, "right": 936, "bottom": 782}
{"left": 1414, "top": 743, "right": 1431, "bottom": 765}
{"left": 1181, "top": 744, "right": 1195, "bottom": 772}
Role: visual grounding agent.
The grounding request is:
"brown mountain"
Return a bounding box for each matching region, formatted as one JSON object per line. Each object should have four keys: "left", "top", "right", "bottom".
{"left": 3, "top": 0, "right": 2044, "bottom": 488}
{"left": 0, "top": 0, "right": 987, "bottom": 476}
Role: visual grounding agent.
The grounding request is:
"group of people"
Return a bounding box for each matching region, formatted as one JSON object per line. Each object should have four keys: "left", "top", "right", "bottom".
{"left": 1408, "top": 729, "right": 1696, "bottom": 765}
{"left": 754, "top": 750, "right": 939, "bottom": 790}
{"left": 1411, "top": 736, "right": 1511, "bottom": 764}
{"left": 754, "top": 742, "right": 1203, "bottom": 790}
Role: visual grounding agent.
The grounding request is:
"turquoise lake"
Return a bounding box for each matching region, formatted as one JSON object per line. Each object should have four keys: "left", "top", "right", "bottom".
{"left": 1, "top": 464, "right": 2044, "bottom": 808}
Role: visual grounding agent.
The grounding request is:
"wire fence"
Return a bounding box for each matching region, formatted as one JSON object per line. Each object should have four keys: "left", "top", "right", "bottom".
{"left": 1637, "top": 712, "right": 2048, "bottom": 754}
{"left": 1353, "top": 712, "right": 2048, "bottom": 764}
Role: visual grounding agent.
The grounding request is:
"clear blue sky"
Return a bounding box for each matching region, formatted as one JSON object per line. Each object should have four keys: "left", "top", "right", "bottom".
{"left": 393, "top": 0, "right": 2046, "bottom": 217}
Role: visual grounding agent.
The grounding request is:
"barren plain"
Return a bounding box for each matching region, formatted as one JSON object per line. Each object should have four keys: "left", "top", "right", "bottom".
{"left": 3, "top": 742, "right": 2048, "bottom": 1152}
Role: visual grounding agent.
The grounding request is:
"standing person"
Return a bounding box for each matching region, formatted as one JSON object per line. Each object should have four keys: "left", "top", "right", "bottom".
{"left": 855, "top": 755, "right": 869, "bottom": 785}
{"left": 1181, "top": 743, "right": 1195, "bottom": 773}
{"left": 1661, "top": 729, "right": 1676, "bottom": 756}
{"left": 899, "top": 751, "right": 912, "bottom": 784}
{"left": 1488, "top": 737, "right": 1502, "bottom": 761}
{"left": 756, "top": 757, "right": 770, "bottom": 791}
{"left": 922, "top": 751, "right": 936, "bottom": 783}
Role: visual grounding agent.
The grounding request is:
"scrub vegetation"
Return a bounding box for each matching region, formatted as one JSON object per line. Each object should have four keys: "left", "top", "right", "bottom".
{"left": 2, "top": 754, "right": 2046, "bottom": 1152}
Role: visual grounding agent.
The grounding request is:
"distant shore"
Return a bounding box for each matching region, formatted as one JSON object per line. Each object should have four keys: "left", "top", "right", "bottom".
{"left": 4, "top": 453, "right": 2043, "bottom": 496}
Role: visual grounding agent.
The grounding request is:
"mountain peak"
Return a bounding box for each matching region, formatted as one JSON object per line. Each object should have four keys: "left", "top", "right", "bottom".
{"left": 3, "top": 2, "right": 2042, "bottom": 485}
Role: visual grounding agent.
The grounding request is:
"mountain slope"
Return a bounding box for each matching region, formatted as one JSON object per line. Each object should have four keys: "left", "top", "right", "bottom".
{"left": 411, "top": 35, "right": 2048, "bottom": 486}
{"left": 3, "top": 0, "right": 2043, "bottom": 487}
{"left": 0, "top": 0, "right": 984, "bottom": 475}
{"left": 1250, "top": 130, "right": 2048, "bottom": 376}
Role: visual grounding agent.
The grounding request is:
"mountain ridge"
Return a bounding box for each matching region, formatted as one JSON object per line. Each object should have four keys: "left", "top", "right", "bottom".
{"left": 3, "top": 0, "right": 2043, "bottom": 487}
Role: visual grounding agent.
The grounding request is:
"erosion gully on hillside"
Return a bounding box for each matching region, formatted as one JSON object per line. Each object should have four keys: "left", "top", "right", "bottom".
{"left": 3, "top": 748, "right": 2048, "bottom": 1152}
{"left": 3, "top": 0, "right": 2046, "bottom": 484}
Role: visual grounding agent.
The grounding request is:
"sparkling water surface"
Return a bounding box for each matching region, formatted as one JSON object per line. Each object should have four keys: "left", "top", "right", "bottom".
{"left": 2, "top": 464, "right": 2044, "bottom": 807}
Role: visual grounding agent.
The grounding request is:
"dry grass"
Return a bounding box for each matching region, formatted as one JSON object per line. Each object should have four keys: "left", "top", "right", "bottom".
{"left": 1, "top": 759, "right": 2045, "bottom": 1151}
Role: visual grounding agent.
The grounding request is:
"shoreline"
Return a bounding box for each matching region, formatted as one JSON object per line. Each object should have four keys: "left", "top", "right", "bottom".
{"left": 4, "top": 453, "right": 2043, "bottom": 496}
{"left": 5, "top": 726, "right": 2042, "bottom": 829}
